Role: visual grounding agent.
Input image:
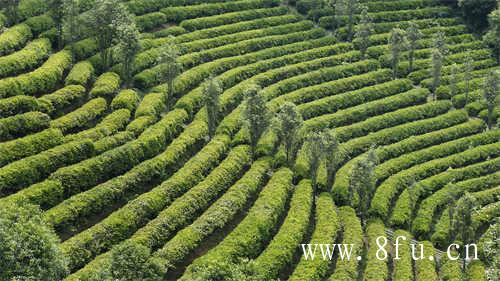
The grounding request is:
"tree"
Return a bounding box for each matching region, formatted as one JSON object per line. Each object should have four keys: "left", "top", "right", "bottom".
{"left": 303, "top": 131, "right": 326, "bottom": 191}
{"left": 451, "top": 192, "right": 477, "bottom": 271}
{"left": 86, "top": 0, "right": 129, "bottom": 70}
{"left": 406, "top": 180, "right": 419, "bottom": 228}
{"left": 324, "top": 129, "right": 340, "bottom": 189}
{"left": 48, "top": 0, "right": 65, "bottom": 49}
{"left": 464, "top": 55, "right": 474, "bottom": 104}
{"left": 445, "top": 188, "right": 457, "bottom": 242}
{"left": 0, "top": 202, "right": 68, "bottom": 280}
{"left": 0, "top": 0, "right": 20, "bottom": 25}
{"left": 275, "top": 102, "right": 303, "bottom": 167}
{"left": 388, "top": 28, "right": 408, "bottom": 79}
{"left": 483, "top": 70, "right": 499, "bottom": 129}
{"left": 483, "top": 219, "right": 499, "bottom": 281}
{"left": 157, "top": 39, "right": 182, "bottom": 108}
{"left": 203, "top": 76, "right": 222, "bottom": 139}
{"left": 62, "top": 0, "right": 80, "bottom": 60}
{"left": 484, "top": 2, "right": 500, "bottom": 64}
{"left": 431, "top": 48, "right": 443, "bottom": 101}
{"left": 335, "top": 0, "right": 361, "bottom": 41}
{"left": 406, "top": 21, "right": 422, "bottom": 73}
{"left": 242, "top": 84, "right": 270, "bottom": 155}
{"left": 449, "top": 63, "right": 459, "bottom": 98}
{"left": 458, "top": 0, "right": 497, "bottom": 30}
{"left": 348, "top": 146, "right": 378, "bottom": 224}
{"left": 108, "top": 241, "right": 162, "bottom": 281}
{"left": 354, "top": 5, "right": 373, "bottom": 59}
{"left": 432, "top": 31, "right": 448, "bottom": 55}
{"left": 116, "top": 16, "right": 141, "bottom": 87}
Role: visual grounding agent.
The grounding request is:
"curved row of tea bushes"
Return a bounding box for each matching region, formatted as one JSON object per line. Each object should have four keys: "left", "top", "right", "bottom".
{"left": 0, "top": 95, "right": 39, "bottom": 117}
{"left": 0, "top": 139, "right": 94, "bottom": 196}
{"left": 0, "top": 50, "right": 72, "bottom": 98}
{"left": 0, "top": 128, "right": 63, "bottom": 167}
{"left": 414, "top": 241, "right": 439, "bottom": 281}
{"left": 363, "top": 219, "right": 390, "bottom": 281}
{"left": 89, "top": 72, "right": 121, "bottom": 99}
{"left": 151, "top": 157, "right": 273, "bottom": 274}
{"left": 439, "top": 250, "right": 463, "bottom": 281}
{"left": 63, "top": 109, "right": 131, "bottom": 142}
{"left": 111, "top": 89, "right": 140, "bottom": 113}
{"left": 126, "top": 0, "right": 231, "bottom": 15}
{"left": 0, "top": 24, "right": 32, "bottom": 56}
{"left": 0, "top": 38, "right": 51, "bottom": 78}
{"left": 181, "top": 167, "right": 293, "bottom": 280}
{"left": 0, "top": 111, "right": 50, "bottom": 141}
{"left": 62, "top": 127, "right": 226, "bottom": 276}
{"left": 327, "top": 206, "right": 363, "bottom": 281}
{"left": 392, "top": 230, "right": 414, "bottom": 281}
{"left": 332, "top": 119, "right": 485, "bottom": 207}
{"left": 134, "top": 92, "right": 166, "bottom": 119}
{"left": 38, "top": 85, "right": 87, "bottom": 117}
{"left": 65, "top": 61, "right": 95, "bottom": 87}
{"left": 253, "top": 180, "right": 314, "bottom": 279}
{"left": 288, "top": 193, "right": 340, "bottom": 281}
{"left": 161, "top": 0, "right": 280, "bottom": 23}
{"left": 50, "top": 98, "right": 107, "bottom": 133}
{"left": 370, "top": 142, "right": 500, "bottom": 219}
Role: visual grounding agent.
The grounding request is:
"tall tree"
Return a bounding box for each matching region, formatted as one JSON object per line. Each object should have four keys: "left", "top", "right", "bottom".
{"left": 116, "top": 15, "right": 140, "bottom": 87}
{"left": 157, "top": 39, "right": 182, "bottom": 108}
{"left": 86, "top": 0, "right": 129, "bottom": 70}
{"left": 0, "top": 203, "right": 68, "bottom": 280}
{"left": 324, "top": 129, "right": 340, "bottom": 189}
{"left": 348, "top": 146, "right": 378, "bottom": 224}
{"left": 388, "top": 28, "right": 408, "bottom": 79}
{"left": 451, "top": 192, "right": 477, "bottom": 271}
{"left": 406, "top": 180, "right": 419, "bottom": 228}
{"left": 62, "top": 0, "right": 80, "bottom": 60}
{"left": 303, "top": 131, "right": 326, "bottom": 191}
{"left": 335, "top": 0, "right": 360, "bottom": 41}
{"left": 406, "top": 21, "right": 422, "bottom": 73}
{"left": 242, "top": 84, "right": 269, "bottom": 155}
{"left": 431, "top": 48, "right": 443, "bottom": 101}
{"left": 203, "top": 76, "right": 222, "bottom": 139}
{"left": 483, "top": 70, "right": 499, "bottom": 129}
{"left": 0, "top": 0, "right": 20, "bottom": 25}
{"left": 464, "top": 55, "right": 474, "bottom": 105}
{"left": 354, "top": 5, "right": 373, "bottom": 59}
{"left": 485, "top": 2, "right": 500, "bottom": 64}
{"left": 432, "top": 31, "right": 448, "bottom": 55}
{"left": 449, "top": 63, "right": 459, "bottom": 98}
{"left": 49, "top": 0, "right": 65, "bottom": 49}
{"left": 445, "top": 188, "right": 457, "bottom": 242}
{"left": 275, "top": 102, "right": 303, "bottom": 167}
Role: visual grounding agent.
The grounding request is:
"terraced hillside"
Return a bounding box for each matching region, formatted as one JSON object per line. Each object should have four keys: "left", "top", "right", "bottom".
{"left": 0, "top": 0, "right": 498, "bottom": 280}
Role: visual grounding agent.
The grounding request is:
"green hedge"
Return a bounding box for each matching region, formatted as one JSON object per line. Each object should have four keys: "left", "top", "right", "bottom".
{"left": 126, "top": 116, "right": 157, "bottom": 136}
{"left": 0, "top": 38, "right": 51, "bottom": 78}
{"left": 17, "top": 0, "right": 48, "bottom": 21}
{"left": 181, "top": 167, "right": 293, "bottom": 280}
{"left": 126, "top": 0, "right": 232, "bottom": 15}
{"left": 70, "top": 39, "right": 99, "bottom": 61}
{"left": 370, "top": 142, "right": 500, "bottom": 220}
{"left": 363, "top": 219, "right": 390, "bottom": 281}
{"left": 415, "top": 241, "right": 439, "bottom": 281}
{"left": 332, "top": 119, "right": 485, "bottom": 209}
{"left": 253, "top": 179, "right": 314, "bottom": 279}
{"left": 65, "top": 61, "right": 94, "bottom": 87}
{"left": 327, "top": 206, "right": 363, "bottom": 281}
{"left": 0, "top": 111, "right": 50, "bottom": 141}
{"left": 111, "top": 89, "right": 140, "bottom": 112}
{"left": 330, "top": 109, "right": 469, "bottom": 203}
{"left": 392, "top": 230, "right": 414, "bottom": 281}
{"left": 61, "top": 125, "right": 222, "bottom": 276}
{"left": 288, "top": 192, "right": 340, "bottom": 281}
{"left": 0, "top": 50, "right": 72, "bottom": 98}
{"left": 467, "top": 261, "right": 486, "bottom": 281}
{"left": 38, "top": 85, "right": 87, "bottom": 117}
{"left": 93, "top": 131, "right": 136, "bottom": 155}
{"left": 89, "top": 72, "right": 121, "bottom": 99}
{"left": 299, "top": 78, "right": 411, "bottom": 119}
{"left": 440, "top": 250, "right": 463, "bottom": 281}
{"left": 0, "top": 95, "right": 39, "bottom": 117}
{"left": 161, "top": 0, "right": 280, "bottom": 23}
{"left": 50, "top": 98, "right": 108, "bottom": 133}
{"left": 0, "top": 24, "right": 32, "bottom": 56}
{"left": 151, "top": 157, "right": 273, "bottom": 275}
{"left": 180, "top": 6, "right": 288, "bottom": 31}
{"left": 0, "top": 128, "right": 63, "bottom": 167}
{"left": 0, "top": 139, "right": 94, "bottom": 196}
{"left": 134, "top": 92, "right": 166, "bottom": 119}
{"left": 63, "top": 109, "right": 131, "bottom": 142}
{"left": 24, "top": 14, "right": 54, "bottom": 35}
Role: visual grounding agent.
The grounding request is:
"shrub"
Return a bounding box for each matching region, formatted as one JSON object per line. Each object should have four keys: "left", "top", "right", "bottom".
{"left": 0, "top": 128, "right": 63, "bottom": 167}
{"left": 414, "top": 241, "right": 439, "bottom": 281}
{"left": 135, "top": 92, "right": 166, "bottom": 119}
{"left": 0, "top": 50, "right": 72, "bottom": 98}
{"left": 126, "top": 116, "right": 157, "bottom": 136}
{"left": 363, "top": 219, "right": 389, "bottom": 281}
{"left": 0, "top": 95, "right": 39, "bottom": 117}
{"left": 89, "top": 72, "right": 121, "bottom": 99}
{"left": 38, "top": 85, "right": 87, "bottom": 116}
{"left": 63, "top": 109, "right": 131, "bottom": 142}
{"left": 0, "top": 24, "right": 32, "bottom": 56}
{"left": 50, "top": 98, "right": 108, "bottom": 133}
{"left": 111, "top": 89, "right": 140, "bottom": 112}
{"left": 392, "top": 230, "right": 413, "bottom": 281}
{"left": 0, "top": 38, "right": 51, "bottom": 79}
{"left": 0, "top": 111, "right": 50, "bottom": 141}
{"left": 65, "top": 61, "right": 95, "bottom": 87}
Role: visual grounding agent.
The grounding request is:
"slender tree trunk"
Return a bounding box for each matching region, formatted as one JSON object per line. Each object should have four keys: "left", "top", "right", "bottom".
{"left": 409, "top": 48, "right": 415, "bottom": 73}
{"left": 488, "top": 105, "right": 494, "bottom": 129}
